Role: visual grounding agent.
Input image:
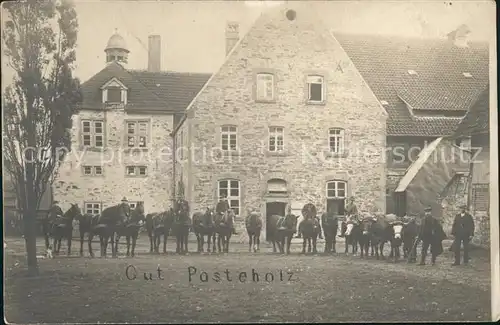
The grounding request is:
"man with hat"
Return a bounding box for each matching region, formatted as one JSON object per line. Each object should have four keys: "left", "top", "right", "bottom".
{"left": 451, "top": 203, "right": 475, "bottom": 266}
{"left": 47, "top": 200, "right": 64, "bottom": 237}
{"left": 418, "top": 206, "right": 446, "bottom": 265}
{"left": 48, "top": 200, "right": 64, "bottom": 223}
{"left": 118, "top": 197, "right": 131, "bottom": 221}
{"left": 340, "top": 196, "right": 358, "bottom": 237}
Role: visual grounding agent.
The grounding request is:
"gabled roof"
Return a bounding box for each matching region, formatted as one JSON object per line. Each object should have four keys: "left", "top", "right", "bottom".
{"left": 333, "top": 32, "right": 489, "bottom": 136}
{"left": 80, "top": 61, "right": 211, "bottom": 113}
{"left": 453, "top": 87, "right": 490, "bottom": 137}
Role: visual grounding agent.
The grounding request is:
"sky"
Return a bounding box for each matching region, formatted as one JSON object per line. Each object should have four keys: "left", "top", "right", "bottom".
{"left": 1, "top": 0, "right": 495, "bottom": 85}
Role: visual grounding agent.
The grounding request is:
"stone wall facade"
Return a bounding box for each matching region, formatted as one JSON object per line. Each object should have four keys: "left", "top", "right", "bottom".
{"left": 54, "top": 109, "right": 174, "bottom": 214}
{"left": 176, "top": 7, "right": 387, "bottom": 241}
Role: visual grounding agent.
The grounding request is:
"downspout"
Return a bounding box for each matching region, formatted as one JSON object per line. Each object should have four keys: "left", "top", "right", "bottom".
{"left": 171, "top": 131, "right": 176, "bottom": 206}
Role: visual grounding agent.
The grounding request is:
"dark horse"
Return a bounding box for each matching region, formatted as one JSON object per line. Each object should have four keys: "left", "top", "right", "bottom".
{"left": 245, "top": 210, "right": 262, "bottom": 253}
{"left": 402, "top": 216, "right": 419, "bottom": 263}
{"left": 173, "top": 199, "right": 191, "bottom": 254}
{"left": 344, "top": 217, "right": 361, "bottom": 255}
{"left": 358, "top": 217, "right": 375, "bottom": 258}
{"left": 76, "top": 212, "right": 100, "bottom": 257}
{"left": 192, "top": 208, "right": 216, "bottom": 253}
{"left": 91, "top": 204, "right": 128, "bottom": 258}
{"left": 267, "top": 214, "right": 298, "bottom": 254}
{"left": 369, "top": 215, "right": 391, "bottom": 260}
{"left": 113, "top": 203, "right": 146, "bottom": 257}
{"left": 212, "top": 209, "right": 234, "bottom": 253}
{"left": 47, "top": 204, "right": 82, "bottom": 256}
{"left": 300, "top": 217, "right": 322, "bottom": 254}
{"left": 146, "top": 209, "right": 175, "bottom": 253}
{"left": 321, "top": 212, "right": 339, "bottom": 254}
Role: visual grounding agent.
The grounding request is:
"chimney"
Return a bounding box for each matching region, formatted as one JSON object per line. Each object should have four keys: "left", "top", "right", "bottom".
{"left": 148, "top": 35, "right": 161, "bottom": 72}
{"left": 447, "top": 24, "right": 471, "bottom": 48}
{"left": 225, "top": 22, "right": 239, "bottom": 56}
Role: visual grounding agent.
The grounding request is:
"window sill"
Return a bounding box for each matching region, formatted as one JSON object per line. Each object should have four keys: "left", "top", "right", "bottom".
{"left": 221, "top": 150, "right": 241, "bottom": 157}
{"left": 103, "top": 102, "right": 125, "bottom": 109}
{"left": 265, "top": 150, "right": 289, "bottom": 157}
{"left": 306, "top": 100, "right": 326, "bottom": 106}
{"left": 124, "top": 147, "right": 149, "bottom": 153}
{"left": 255, "top": 99, "right": 277, "bottom": 104}
{"left": 80, "top": 146, "right": 106, "bottom": 152}
{"left": 324, "top": 150, "right": 348, "bottom": 158}
{"left": 82, "top": 175, "right": 105, "bottom": 177}
{"left": 125, "top": 175, "right": 148, "bottom": 178}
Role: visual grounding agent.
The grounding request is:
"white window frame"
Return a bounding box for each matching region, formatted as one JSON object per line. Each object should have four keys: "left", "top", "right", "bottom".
{"left": 328, "top": 128, "right": 345, "bottom": 154}
{"left": 82, "top": 166, "right": 104, "bottom": 176}
{"left": 81, "top": 120, "right": 104, "bottom": 148}
{"left": 126, "top": 166, "right": 148, "bottom": 177}
{"left": 268, "top": 126, "right": 284, "bottom": 152}
{"left": 326, "top": 180, "right": 347, "bottom": 199}
{"left": 256, "top": 73, "right": 274, "bottom": 101}
{"left": 307, "top": 75, "right": 324, "bottom": 102}
{"left": 84, "top": 202, "right": 102, "bottom": 215}
{"left": 217, "top": 179, "right": 241, "bottom": 217}
{"left": 126, "top": 120, "right": 149, "bottom": 148}
{"left": 221, "top": 126, "right": 237, "bottom": 151}
{"left": 101, "top": 77, "right": 128, "bottom": 105}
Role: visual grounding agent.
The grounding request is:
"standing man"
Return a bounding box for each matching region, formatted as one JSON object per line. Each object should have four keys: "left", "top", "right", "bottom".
{"left": 418, "top": 206, "right": 446, "bottom": 266}
{"left": 340, "top": 196, "right": 358, "bottom": 237}
{"left": 451, "top": 204, "right": 475, "bottom": 266}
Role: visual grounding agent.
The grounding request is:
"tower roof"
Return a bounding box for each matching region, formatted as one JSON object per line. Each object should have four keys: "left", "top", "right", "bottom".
{"left": 105, "top": 32, "right": 129, "bottom": 53}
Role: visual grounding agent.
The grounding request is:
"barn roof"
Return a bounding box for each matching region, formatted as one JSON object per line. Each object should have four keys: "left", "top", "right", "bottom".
{"left": 453, "top": 87, "right": 490, "bottom": 137}
{"left": 333, "top": 32, "right": 489, "bottom": 137}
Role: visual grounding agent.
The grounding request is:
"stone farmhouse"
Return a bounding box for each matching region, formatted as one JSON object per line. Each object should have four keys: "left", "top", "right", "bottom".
{"left": 51, "top": 5, "right": 490, "bottom": 241}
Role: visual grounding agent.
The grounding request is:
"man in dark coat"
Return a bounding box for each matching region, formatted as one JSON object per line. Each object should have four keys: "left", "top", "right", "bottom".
{"left": 48, "top": 201, "right": 64, "bottom": 222}
{"left": 418, "top": 206, "right": 446, "bottom": 265}
{"left": 451, "top": 204, "right": 475, "bottom": 266}
{"left": 340, "top": 196, "right": 358, "bottom": 237}
{"left": 118, "top": 197, "right": 131, "bottom": 222}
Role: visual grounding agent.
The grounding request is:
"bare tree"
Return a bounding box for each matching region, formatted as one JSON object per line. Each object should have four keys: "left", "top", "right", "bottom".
{"left": 2, "top": 0, "right": 82, "bottom": 276}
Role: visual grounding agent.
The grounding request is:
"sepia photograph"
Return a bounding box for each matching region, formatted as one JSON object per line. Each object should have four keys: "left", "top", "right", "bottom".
{"left": 2, "top": 0, "right": 498, "bottom": 323}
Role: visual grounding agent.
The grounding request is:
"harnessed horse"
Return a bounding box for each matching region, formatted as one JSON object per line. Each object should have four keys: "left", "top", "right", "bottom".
{"left": 299, "top": 203, "right": 321, "bottom": 254}
{"left": 245, "top": 211, "right": 262, "bottom": 253}
{"left": 192, "top": 208, "right": 216, "bottom": 253}
{"left": 173, "top": 199, "right": 191, "bottom": 254}
{"left": 47, "top": 204, "right": 82, "bottom": 256}
{"left": 213, "top": 209, "right": 234, "bottom": 253}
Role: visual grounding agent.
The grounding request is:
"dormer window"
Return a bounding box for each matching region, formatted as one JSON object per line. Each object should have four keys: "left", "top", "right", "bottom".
{"left": 107, "top": 87, "right": 122, "bottom": 103}
{"left": 463, "top": 72, "right": 473, "bottom": 78}
{"left": 101, "top": 77, "right": 128, "bottom": 107}
{"left": 407, "top": 70, "right": 418, "bottom": 75}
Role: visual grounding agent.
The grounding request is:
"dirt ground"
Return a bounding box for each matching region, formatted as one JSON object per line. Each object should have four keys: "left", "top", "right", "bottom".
{"left": 4, "top": 236, "right": 492, "bottom": 323}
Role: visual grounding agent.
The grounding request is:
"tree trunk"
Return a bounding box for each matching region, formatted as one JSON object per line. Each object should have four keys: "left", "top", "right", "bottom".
{"left": 23, "top": 208, "right": 39, "bottom": 276}
{"left": 24, "top": 162, "right": 39, "bottom": 276}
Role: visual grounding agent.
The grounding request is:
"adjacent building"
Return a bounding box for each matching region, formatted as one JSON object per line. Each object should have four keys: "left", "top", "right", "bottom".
{"left": 451, "top": 88, "right": 491, "bottom": 246}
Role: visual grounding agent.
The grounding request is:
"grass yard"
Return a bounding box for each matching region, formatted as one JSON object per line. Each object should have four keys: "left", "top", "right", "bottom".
{"left": 4, "top": 236, "right": 492, "bottom": 323}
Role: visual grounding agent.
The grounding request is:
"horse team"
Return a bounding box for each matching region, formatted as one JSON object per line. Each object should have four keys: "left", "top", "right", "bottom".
{"left": 42, "top": 200, "right": 419, "bottom": 261}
